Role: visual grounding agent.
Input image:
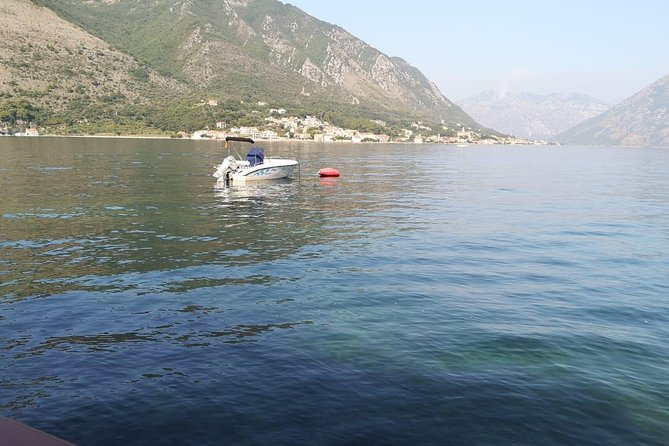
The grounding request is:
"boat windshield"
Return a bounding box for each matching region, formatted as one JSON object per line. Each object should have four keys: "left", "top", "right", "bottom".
{"left": 247, "top": 148, "right": 265, "bottom": 166}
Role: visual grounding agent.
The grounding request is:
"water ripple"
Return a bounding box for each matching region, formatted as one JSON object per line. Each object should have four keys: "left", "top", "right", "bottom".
{"left": 1, "top": 140, "right": 668, "bottom": 445}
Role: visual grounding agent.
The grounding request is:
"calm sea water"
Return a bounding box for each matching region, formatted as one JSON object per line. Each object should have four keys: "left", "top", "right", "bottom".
{"left": 1, "top": 137, "right": 668, "bottom": 445}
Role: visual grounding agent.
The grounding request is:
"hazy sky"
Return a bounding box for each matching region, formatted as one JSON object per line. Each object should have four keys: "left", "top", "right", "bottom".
{"left": 284, "top": 0, "right": 669, "bottom": 103}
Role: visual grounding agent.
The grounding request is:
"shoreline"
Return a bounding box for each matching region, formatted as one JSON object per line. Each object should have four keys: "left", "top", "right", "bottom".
{"left": 4, "top": 134, "right": 554, "bottom": 146}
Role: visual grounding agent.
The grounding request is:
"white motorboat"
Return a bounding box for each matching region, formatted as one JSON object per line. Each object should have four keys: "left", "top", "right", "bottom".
{"left": 213, "top": 137, "right": 299, "bottom": 183}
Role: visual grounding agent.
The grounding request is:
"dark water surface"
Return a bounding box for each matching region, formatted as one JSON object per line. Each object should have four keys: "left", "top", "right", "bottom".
{"left": 1, "top": 137, "right": 668, "bottom": 445}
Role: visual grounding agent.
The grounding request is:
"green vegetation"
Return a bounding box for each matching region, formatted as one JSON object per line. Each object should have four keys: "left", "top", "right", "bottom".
{"left": 0, "top": 99, "right": 38, "bottom": 125}
{"left": 17, "top": 0, "right": 488, "bottom": 137}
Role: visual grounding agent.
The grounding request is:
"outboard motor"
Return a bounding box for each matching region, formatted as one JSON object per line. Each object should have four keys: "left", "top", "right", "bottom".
{"left": 213, "top": 156, "right": 238, "bottom": 181}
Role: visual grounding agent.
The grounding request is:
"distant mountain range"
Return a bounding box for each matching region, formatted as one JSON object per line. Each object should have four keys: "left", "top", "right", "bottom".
{"left": 458, "top": 91, "right": 610, "bottom": 141}
{"left": 1, "top": 0, "right": 481, "bottom": 135}
{"left": 558, "top": 75, "right": 669, "bottom": 147}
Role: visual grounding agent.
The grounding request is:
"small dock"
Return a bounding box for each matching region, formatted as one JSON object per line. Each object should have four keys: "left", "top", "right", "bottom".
{"left": 0, "top": 418, "right": 75, "bottom": 446}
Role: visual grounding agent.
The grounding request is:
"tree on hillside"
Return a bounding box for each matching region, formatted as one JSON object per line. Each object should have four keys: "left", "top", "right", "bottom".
{"left": 0, "top": 99, "right": 37, "bottom": 125}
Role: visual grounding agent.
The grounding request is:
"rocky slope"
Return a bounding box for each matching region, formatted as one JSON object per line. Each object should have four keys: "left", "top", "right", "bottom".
{"left": 0, "top": 0, "right": 183, "bottom": 116}
{"left": 458, "top": 91, "right": 609, "bottom": 140}
{"left": 559, "top": 75, "right": 669, "bottom": 147}
{"left": 32, "top": 0, "right": 477, "bottom": 127}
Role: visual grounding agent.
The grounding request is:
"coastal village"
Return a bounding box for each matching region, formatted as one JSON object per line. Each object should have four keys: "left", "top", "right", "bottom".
{"left": 189, "top": 104, "right": 546, "bottom": 145}
{"left": 2, "top": 102, "right": 547, "bottom": 145}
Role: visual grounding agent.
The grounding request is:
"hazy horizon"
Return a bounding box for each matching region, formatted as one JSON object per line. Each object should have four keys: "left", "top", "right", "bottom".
{"left": 285, "top": 0, "right": 669, "bottom": 104}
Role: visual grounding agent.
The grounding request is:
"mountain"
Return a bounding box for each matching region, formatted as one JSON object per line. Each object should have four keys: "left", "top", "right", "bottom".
{"left": 15, "top": 0, "right": 480, "bottom": 134}
{"left": 559, "top": 75, "right": 669, "bottom": 147}
{"left": 0, "top": 0, "right": 186, "bottom": 131}
{"left": 458, "top": 91, "right": 610, "bottom": 140}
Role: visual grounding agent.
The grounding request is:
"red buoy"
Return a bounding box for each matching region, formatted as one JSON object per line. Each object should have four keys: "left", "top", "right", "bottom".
{"left": 318, "top": 167, "right": 341, "bottom": 177}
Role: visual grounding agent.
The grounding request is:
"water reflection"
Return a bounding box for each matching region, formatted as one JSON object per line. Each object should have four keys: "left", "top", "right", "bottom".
{"left": 0, "top": 376, "right": 64, "bottom": 411}
{"left": 213, "top": 179, "right": 296, "bottom": 204}
{"left": 181, "top": 321, "right": 314, "bottom": 345}
{"left": 18, "top": 320, "right": 314, "bottom": 357}
{"left": 0, "top": 138, "right": 359, "bottom": 301}
{"left": 28, "top": 332, "right": 156, "bottom": 354}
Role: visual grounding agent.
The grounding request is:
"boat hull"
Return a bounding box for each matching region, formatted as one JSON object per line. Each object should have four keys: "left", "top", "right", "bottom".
{"left": 228, "top": 159, "right": 299, "bottom": 182}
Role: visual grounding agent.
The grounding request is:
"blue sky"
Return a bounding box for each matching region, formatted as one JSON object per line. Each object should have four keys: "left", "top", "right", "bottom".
{"left": 284, "top": 0, "right": 669, "bottom": 103}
